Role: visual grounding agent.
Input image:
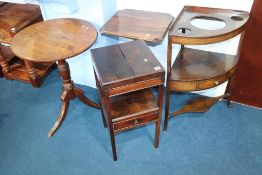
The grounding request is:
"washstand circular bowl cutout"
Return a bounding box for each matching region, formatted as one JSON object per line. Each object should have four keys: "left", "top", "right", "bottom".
{"left": 190, "top": 16, "right": 226, "bottom": 30}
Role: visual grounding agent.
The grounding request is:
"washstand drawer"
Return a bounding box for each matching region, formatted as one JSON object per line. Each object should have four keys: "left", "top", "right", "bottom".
{"left": 113, "top": 112, "right": 158, "bottom": 132}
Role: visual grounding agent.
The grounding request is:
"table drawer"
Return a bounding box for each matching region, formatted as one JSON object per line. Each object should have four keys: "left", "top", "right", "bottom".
{"left": 113, "top": 112, "right": 158, "bottom": 132}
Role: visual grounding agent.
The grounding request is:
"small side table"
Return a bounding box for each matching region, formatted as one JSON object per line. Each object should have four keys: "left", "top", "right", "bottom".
{"left": 91, "top": 40, "right": 165, "bottom": 161}
{"left": 11, "top": 18, "right": 100, "bottom": 137}
{"left": 100, "top": 9, "right": 174, "bottom": 43}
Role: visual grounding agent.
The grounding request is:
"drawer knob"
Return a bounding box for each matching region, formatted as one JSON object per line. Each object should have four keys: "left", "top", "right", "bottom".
{"left": 134, "top": 119, "right": 138, "bottom": 125}
{"left": 214, "top": 81, "right": 219, "bottom": 85}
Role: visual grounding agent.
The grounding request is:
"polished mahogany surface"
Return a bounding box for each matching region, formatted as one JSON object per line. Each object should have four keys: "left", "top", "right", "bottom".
{"left": 169, "top": 6, "right": 249, "bottom": 45}
{"left": 91, "top": 40, "right": 165, "bottom": 91}
{"left": 11, "top": 18, "right": 97, "bottom": 62}
{"left": 171, "top": 48, "right": 237, "bottom": 81}
{"left": 0, "top": 3, "right": 41, "bottom": 44}
{"left": 100, "top": 9, "right": 174, "bottom": 43}
{"left": 110, "top": 89, "right": 158, "bottom": 121}
{"left": 0, "top": 2, "right": 54, "bottom": 87}
{"left": 169, "top": 48, "right": 238, "bottom": 91}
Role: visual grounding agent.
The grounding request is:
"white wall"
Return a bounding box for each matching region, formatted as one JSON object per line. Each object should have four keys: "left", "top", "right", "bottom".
{"left": 11, "top": 0, "right": 253, "bottom": 96}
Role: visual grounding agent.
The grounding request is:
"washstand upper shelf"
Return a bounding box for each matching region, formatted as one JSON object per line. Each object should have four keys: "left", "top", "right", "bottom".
{"left": 168, "top": 6, "right": 249, "bottom": 91}
{"left": 169, "top": 6, "right": 249, "bottom": 45}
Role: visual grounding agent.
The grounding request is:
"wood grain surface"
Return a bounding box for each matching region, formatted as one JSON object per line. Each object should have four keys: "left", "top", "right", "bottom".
{"left": 11, "top": 18, "right": 97, "bottom": 62}
{"left": 169, "top": 47, "right": 238, "bottom": 91}
{"left": 100, "top": 9, "right": 174, "bottom": 42}
{"left": 91, "top": 40, "right": 164, "bottom": 91}
{"left": 169, "top": 6, "right": 249, "bottom": 45}
{"left": 0, "top": 3, "right": 41, "bottom": 44}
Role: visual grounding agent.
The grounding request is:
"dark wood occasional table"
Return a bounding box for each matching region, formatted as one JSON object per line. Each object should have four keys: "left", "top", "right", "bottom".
{"left": 100, "top": 9, "right": 174, "bottom": 43}
{"left": 91, "top": 40, "right": 165, "bottom": 161}
{"left": 11, "top": 18, "right": 100, "bottom": 137}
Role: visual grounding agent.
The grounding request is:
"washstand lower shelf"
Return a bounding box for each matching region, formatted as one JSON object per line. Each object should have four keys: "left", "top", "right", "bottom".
{"left": 169, "top": 47, "right": 238, "bottom": 92}
{"left": 164, "top": 47, "right": 236, "bottom": 131}
{"left": 102, "top": 89, "right": 159, "bottom": 134}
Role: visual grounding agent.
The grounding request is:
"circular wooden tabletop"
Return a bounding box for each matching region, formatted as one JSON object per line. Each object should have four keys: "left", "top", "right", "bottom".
{"left": 11, "top": 18, "right": 97, "bottom": 62}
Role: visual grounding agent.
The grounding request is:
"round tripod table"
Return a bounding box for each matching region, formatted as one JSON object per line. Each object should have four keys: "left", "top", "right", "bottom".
{"left": 11, "top": 18, "right": 100, "bottom": 137}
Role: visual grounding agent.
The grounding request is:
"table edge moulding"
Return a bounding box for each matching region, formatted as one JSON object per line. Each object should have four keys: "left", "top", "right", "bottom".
{"left": 11, "top": 18, "right": 101, "bottom": 137}
{"left": 163, "top": 5, "right": 249, "bottom": 132}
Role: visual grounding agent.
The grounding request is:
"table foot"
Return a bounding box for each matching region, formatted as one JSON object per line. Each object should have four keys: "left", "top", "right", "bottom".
{"left": 48, "top": 97, "right": 70, "bottom": 137}
{"left": 75, "top": 87, "right": 100, "bottom": 109}
{"left": 48, "top": 60, "right": 100, "bottom": 137}
{"left": 224, "top": 93, "right": 232, "bottom": 108}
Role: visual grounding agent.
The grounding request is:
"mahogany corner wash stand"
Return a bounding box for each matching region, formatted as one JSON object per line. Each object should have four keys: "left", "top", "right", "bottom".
{"left": 91, "top": 40, "right": 165, "bottom": 161}
{"left": 164, "top": 6, "right": 249, "bottom": 131}
{"left": 11, "top": 18, "right": 101, "bottom": 137}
